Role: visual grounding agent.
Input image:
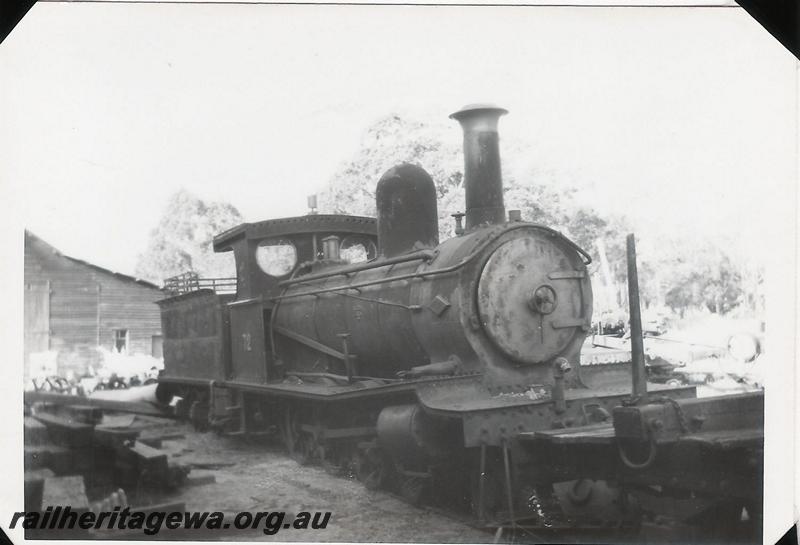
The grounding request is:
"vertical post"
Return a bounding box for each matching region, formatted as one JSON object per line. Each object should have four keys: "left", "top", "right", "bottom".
{"left": 45, "top": 280, "right": 51, "bottom": 351}
{"left": 478, "top": 443, "right": 487, "bottom": 525}
{"left": 96, "top": 284, "right": 101, "bottom": 348}
{"left": 338, "top": 333, "right": 354, "bottom": 383}
{"left": 626, "top": 234, "right": 648, "bottom": 402}
{"left": 502, "top": 441, "right": 515, "bottom": 526}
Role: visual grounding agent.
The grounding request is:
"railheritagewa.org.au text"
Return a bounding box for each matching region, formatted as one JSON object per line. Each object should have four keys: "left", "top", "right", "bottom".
{"left": 10, "top": 507, "right": 332, "bottom": 535}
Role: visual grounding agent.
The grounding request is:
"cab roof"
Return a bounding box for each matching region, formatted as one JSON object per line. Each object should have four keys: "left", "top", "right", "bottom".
{"left": 213, "top": 214, "right": 377, "bottom": 252}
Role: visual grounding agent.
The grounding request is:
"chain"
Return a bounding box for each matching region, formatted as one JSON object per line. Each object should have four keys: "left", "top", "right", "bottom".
{"left": 650, "top": 395, "right": 689, "bottom": 434}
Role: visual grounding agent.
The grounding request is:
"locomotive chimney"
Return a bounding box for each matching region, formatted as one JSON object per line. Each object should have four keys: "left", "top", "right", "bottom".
{"left": 449, "top": 104, "right": 508, "bottom": 230}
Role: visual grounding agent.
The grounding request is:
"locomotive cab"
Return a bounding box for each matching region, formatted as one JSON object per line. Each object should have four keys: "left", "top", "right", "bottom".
{"left": 212, "top": 215, "right": 378, "bottom": 384}
{"left": 212, "top": 215, "right": 378, "bottom": 302}
{"left": 158, "top": 215, "right": 378, "bottom": 395}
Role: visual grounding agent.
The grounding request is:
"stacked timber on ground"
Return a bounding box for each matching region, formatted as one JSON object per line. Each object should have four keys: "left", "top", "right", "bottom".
{"left": 24, "top": 401, "right": 192, "bottom": 514}
{"left": 23, "top": 403, "right": 202, "bottom": 539}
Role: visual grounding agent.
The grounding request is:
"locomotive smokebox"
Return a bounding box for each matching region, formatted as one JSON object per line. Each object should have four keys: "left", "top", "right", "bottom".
{"left": 450, "top": 104, "right": 508, "bottom": 230}
{"left": 376, "top": 163, "right": 439, "bottom": 257}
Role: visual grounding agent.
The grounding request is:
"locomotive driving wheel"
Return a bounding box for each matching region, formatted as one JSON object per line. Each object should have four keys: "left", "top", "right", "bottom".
{"left": 188, "top": 400, "right": 210, "bottom": 432}
{"left": 355, "top": 447, "right": 391, "bottom": 490}
{"left": 281, "top": 408, "right": 315, "bottom": 466}
{"left": 399, "top": 476, "right": 427, "bottom": 506}
{"left": 174, "top": 389, "right": 196, "bottom": 420}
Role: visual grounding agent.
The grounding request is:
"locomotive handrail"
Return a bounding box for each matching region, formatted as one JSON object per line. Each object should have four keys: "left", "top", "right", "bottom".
{"left": 278, "top": 250, "right": 437, "bottom": 287}
{"left": 270, "top": 224, "right": 591, "bottom": 303}
{"left": 286, "top": 371, "right": 403, "bottom": 384}
{"left": 330, "top": 290, "right": 422, "bottom": 311}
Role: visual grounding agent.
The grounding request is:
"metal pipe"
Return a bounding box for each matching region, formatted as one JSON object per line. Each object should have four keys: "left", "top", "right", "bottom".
{"left": 502, "top": 441, "right": 515, "bottom": 525}
{"left": 272, "top": 224, "right": 591, "bottom": 302}
{"left": 626, "top": 234, "right": 648, "bottom": 402}
{"left": 286, "top": 371, "right": 396, "bottom": 383}
{"left": 552, "top": 357, "right": 571, "bottom": 414}
{"left": 478, "top": 443, "right": 487, "bottom": 524}
{"left": 451, "top": 212, "right": 465, "bottom": 236}
{"left": 279, "top": 250, "right": 436, "bottom": 287}
{"left": 450, "top": 104, "right": 508, "bottom": 230}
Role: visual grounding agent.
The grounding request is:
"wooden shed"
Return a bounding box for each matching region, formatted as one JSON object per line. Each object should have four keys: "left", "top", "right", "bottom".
{"left": 24, "top": 231, "right": 164, "bottom": 379}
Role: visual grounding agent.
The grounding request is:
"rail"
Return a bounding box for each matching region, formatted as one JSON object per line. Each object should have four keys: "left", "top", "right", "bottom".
{"left": 163, "top": 271, "right": 237, "bottom": 295}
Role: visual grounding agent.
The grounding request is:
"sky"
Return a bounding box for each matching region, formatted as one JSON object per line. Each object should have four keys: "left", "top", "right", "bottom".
{"left": 0, "top": 3, "right": 796, "bottom": 276}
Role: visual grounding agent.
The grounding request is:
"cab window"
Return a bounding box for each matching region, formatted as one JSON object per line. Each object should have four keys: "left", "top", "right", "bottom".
{"left": 340, "top": 235, "right": 377, "bottom": 264}
{"left": 255, "top": 238, "right": 297, "bottom": 277}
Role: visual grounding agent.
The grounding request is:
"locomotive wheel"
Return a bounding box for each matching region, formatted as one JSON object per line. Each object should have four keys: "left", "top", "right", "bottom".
{"left": 189, "top": 401, "right": 209, "bottom": 432}
{"left": 356, "top": 448, "right": 390, "bottom": 491}
{"left": 281, "top": 409, "right": 316, "bottom": 466}
{"left": 293, "top": 433, "right": 316, "bottom": 466}
{"left": 155, "top": 383, "right": 173, "bottom": 405}
{"left": 319, "top": 446, "right": 343, "bottom": 475}
{"left": 400, "top": 476, "right": 427, "bottom": 506}
{"left": 565, "top": 478, "right": 594, "bottom": 506}
{"left": 175, "top": 391, "right": 195, "bottom": 420}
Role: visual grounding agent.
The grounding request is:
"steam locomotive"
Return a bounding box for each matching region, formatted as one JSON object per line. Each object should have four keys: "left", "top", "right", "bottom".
{"left": 157, "top": 105, "right": 763, "bottom": 538}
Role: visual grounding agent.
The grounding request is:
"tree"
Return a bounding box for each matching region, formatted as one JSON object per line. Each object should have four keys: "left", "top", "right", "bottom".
{"left": 317, "top": 114, "right": 464, "bottom": 239}
{"left": 632, "top": 236, "right": 744, "bottom": 316}
{"left": 135, "top": 189, "right": 243, "bottom": 285}
{"left": 317, "top": 113, "right": 600, "bottom": 241}
{"left": 317, "top": 112, "right": 754, "bottom": 318}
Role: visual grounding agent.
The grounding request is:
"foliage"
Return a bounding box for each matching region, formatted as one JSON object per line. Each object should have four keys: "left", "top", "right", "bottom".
{"left": 135, "top": 189, "right": 243, "bottom": 285}
{"left": 318, "top": 114, "right": 619, "bottom": 243}
{"left": 317, "top": 113, "right": 754, "bottom": 317}
{"left": 318, "top": 113, "right": 630, "bottom": 303}
{"left": 317, "top": 115, "right": 463, "bottom": 240}
{"left": 658, "top": 241, "right": 745, "bottom": 315}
